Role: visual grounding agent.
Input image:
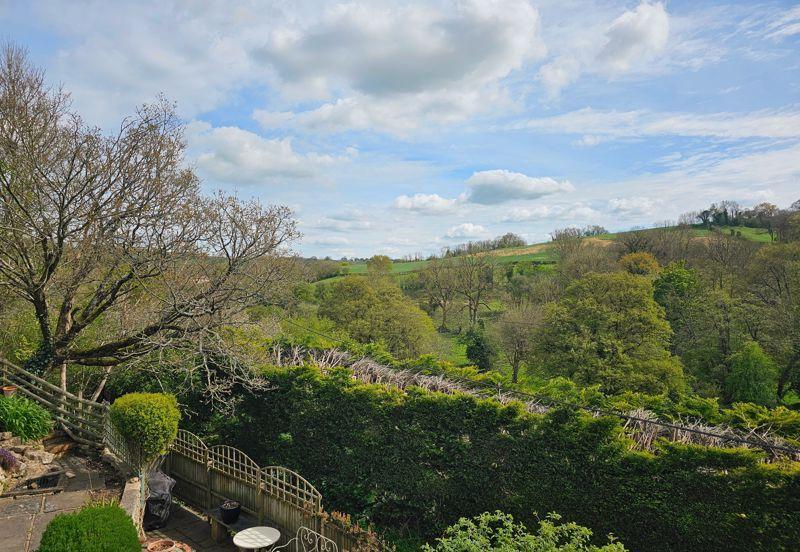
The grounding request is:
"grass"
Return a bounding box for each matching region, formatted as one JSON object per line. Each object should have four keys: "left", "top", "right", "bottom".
{"left": 318, "top": 224, "right": 772, "bottom": 282}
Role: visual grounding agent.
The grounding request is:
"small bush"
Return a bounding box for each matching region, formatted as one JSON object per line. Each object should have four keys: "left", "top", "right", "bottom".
{"left": 423, "top": 511, "right": 626, "bottom": 551}
{"left": 110, "top": 393, "right": 180, "bottom": 466}
{"left": 0, "top": 395, "right": 52, "bottom": 442}
{"left": 37, "top": 504, "right": 139, "bottom": 552}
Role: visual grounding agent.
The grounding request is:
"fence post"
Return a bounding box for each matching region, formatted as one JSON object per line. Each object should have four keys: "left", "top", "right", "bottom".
{"left": 257, "top": 473, "right": 265, "bottom": 524}
{"left": 205, "top": 447, "right": 212, "bottom": 510}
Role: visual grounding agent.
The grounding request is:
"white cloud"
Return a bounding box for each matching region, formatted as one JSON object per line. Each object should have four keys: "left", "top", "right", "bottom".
{"left": 502, "top": 205, "right": 554, "bottom": 222}
{"left": 596, "top": 1, "right": 670, "bottom": 73}
{"left": 536, "top": 2, "right": 671, "bottom": 98}
{"left": 187, "top": 121, "right": 337, "bottom": 185}
{"left": 251, "top": 0, "right": 545, "bottom": 134}
{"left": 393, "top": 193, "right": 458, "bottom": 213}
{"left": 764, "top": 6, "right": 800, "bottom": 40}
{"left": 466, "top": 170, "right": 573, "bottom": 205}
{"left": 312, "top": 216, "right": 372, "bottom": 232}
{"left": 607, "top": 197, "right": 659, "bottom": 217}
{"left": 445, "top": 223, "right": 488, "bottom": 239}
{"left": 305, "top": 236, "right": 352, "bottom": 246}
{"left": 514, "top": 107, "right": 800, "bottom": 141}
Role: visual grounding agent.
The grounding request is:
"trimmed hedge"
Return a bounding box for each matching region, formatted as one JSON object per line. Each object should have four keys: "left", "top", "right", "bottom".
{"left": 0, "top": 395, "right": 52, "bottom": 442}
{"left": 37, "top": 504, "right": 139, "bottom": 552}
{"left": 110, "top": 393, "right": 180, "bottom": 466}
{"left": 193, "top": 365, "right": 800, "bottom": 552}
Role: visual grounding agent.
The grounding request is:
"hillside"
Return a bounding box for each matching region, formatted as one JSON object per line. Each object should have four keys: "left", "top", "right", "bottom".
{"left": 329, "top": 224, "right": 772, "bottom": 278}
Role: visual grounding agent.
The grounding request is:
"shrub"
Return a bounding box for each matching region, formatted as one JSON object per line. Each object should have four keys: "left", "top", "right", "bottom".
{"left": 423, "top": 511, "right": 626, "bottom": 551}
{"left": 0, "top": 395, "right": 52, "bottom": 442}
{"left": 37, "top": 504, "right": 139, "bottom": 552}
{"left": 199, "top": 365, "right": 800, "bottom": 552}
{"left": 110, "top": 393, "right": 180, "bottom": 467}
{"left": 618, "top": 252, "right": 660, "bottom": 275}
{"left": 725, "top": 342, "right": 778, "bottom": 406}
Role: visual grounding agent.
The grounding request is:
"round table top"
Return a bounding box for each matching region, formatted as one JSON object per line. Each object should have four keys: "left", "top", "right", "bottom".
{"left": 232, "top": 526, "right": 281, "bottom": 549}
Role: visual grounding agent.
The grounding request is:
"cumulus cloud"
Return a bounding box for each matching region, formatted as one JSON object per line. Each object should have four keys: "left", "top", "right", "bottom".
{"left": 465, "top": 170, "right": 574, "bottom": 205}
{"left": 536, "top": 1, "right": 670, "bottom": 98}
{"left": 596, "top": 2, "right": 669, "bottom": 73}
{"left": 252, "top": 0, "right": 544, "bottom": 134}
{"left": 312, "top": 216, "right": 372, "bottom": 232}
{"left": 188, "top": 121, "right": 337, "bottom": 185}
{"left": 393, "top": 193, "right": 458, "bottom": 213}
{"left": 445, "top": 223, "right": 488, "bottom": 239}
{"left": 514, "top": 107, "right": 800, "bottom": 141}
{"left": 607, "top": 197, "right": 659, "bottom": 217}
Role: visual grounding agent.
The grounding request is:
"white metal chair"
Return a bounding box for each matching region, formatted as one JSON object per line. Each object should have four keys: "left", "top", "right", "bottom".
{"left": 272, "top": 526, "right": 338, "bottom": 552}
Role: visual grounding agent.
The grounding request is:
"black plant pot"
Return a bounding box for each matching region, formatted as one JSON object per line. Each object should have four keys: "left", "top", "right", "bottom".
{"left": 220, "top": 501, "right": 241, "bottom": 524}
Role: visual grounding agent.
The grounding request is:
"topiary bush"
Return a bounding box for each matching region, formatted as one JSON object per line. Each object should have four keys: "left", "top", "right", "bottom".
{"left": 110, "top": 393, "right": 180, "bottom": 467}
{"left": 0, "top": 395, "right": 52, "bottom": 442}
{"left": 37, "top": 503, "right": 140, "bottom": 552}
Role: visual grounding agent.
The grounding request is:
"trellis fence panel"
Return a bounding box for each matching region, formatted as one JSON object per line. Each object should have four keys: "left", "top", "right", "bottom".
{"left": 165, "top": 430, "right": 374, "bottom": 551}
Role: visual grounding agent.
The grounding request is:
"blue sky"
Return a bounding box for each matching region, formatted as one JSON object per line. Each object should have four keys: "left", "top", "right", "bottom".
{"left": 2, "top": 0, "right": 799, "bottom": 258}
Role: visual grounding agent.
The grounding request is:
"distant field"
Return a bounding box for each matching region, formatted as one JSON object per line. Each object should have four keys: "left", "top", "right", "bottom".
{"left": 324, "top": 224, "right": 770, "bottom": 280}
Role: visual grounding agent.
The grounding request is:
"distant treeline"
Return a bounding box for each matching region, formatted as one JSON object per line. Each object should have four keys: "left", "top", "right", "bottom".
{"left": 688, "top": 199, "right": 800, "bottom": 241}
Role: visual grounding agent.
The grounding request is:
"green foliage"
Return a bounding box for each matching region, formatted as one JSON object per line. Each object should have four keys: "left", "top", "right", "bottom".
{"left": 318, "top": 275, "right": 438, "bottom": 359}
{"left": 726, "top": 342, "right": 779, "bottom": 406}
{"left": 462, "top": 328, "right": 498, "bottom": 372}
{"left": 191, "top": 365, "right": 800, "bottom": 552}
{"left": 534, "top": 272, "right": 685, "bottom": 394}
{"left": 37, "top": 504, "right": 140, "bottom": 552}
{"left": 423, "top": 511, "right": 625, "bottom": 552}
{"left": 110, "top": 393, "right": 180, "bottom": 466}
{"left": 367, "top": 254, "right": 393, "bottom": 275}
{"left": 618, "top": 252, "right": 660, "bottom": 276}
{"left": 653, "top": 261, "right": 698, "bottom": 306}
{"left": 0, "top": 395, "right": 51, "bottom": 442}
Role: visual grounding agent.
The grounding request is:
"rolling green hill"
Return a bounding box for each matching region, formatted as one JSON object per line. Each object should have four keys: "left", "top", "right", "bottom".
{"left": 321, "top": 225, "right": 772, "bottom": 280}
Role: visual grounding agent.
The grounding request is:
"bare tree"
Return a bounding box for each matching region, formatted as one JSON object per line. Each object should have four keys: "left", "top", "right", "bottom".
{"left": 550, "top": 227, "right": 583, "bottom": 259}
{"left": 419, "top": 257, "right": 457, "bottom": 330}
{"left": 493, "top": 306, "right": 542, "bottom": 383}
{"left": 0, "top": 45, "right": 298, "bottom": 403}
{"left": 452, "top": 254, "right": 495, "bottom": 326}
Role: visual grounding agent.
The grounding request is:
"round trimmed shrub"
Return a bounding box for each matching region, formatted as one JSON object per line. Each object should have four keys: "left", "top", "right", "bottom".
{"left": 38, "top": 504, "right": 139, "bottom": 552}
{"left": 0, "top": 395, "right": 52, "bottom": 442}
{"left": 110, "top": 393, "right": 180, "bottom": 466}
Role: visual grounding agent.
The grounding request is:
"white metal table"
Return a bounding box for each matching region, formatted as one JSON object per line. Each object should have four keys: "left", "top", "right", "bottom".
{"left": 233, "top": 526, "right": 281, "bottom": 551}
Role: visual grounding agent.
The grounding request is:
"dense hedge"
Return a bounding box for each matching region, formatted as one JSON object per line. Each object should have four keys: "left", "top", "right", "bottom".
{"left": 193, "top": 365, "right": 800, "bottom": 552}
{"left": 37, "top": 504, "right": 140, "bottom": 552}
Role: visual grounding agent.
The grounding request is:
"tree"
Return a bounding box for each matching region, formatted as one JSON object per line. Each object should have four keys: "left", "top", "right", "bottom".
{"left": 725, "top": 342, "right": 778, "bottom": 406}
{"left": 618, "top": 252, "right": 660, "bottom": 275}
{"left": 493, "top": 306, "right": 541, "bottom": 383}
{"left": 366, "top": 254, "right": 392, "bottom": 275}
{"left": 318, "top": 276, "right": 437, "bottom": 359}
{"left": 746, "top": 242, "right": 800, "bottom": 398}
{"left": 462, "top": 327, "right": 498, "bottom": 372}
{"left": 0, "top": 45, "right": 298, "bottom": 401}
{"left": 419, "top": 258, "right": 458, "bottom": 330}
{"left": 533, "top": 272, "right": 685, "bottom": 394}
{"left": 452, "top": 255, "right": 495, "bottom": 326}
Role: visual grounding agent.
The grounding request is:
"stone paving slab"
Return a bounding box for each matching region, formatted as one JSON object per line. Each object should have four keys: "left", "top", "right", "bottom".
{"left": 43, "top": 490, "right": 91, "bottom": 513}
{"left": 145, "top": 503, "right": 237, "bottom": 551}
{"left": 28, "top": 511, "right": 61, "bottom": 550}
{"left": 0, "top": 496, "right": 42, "bottom": 517}
{"left": 0, "top": 514, "right": 33, "bottom": 552}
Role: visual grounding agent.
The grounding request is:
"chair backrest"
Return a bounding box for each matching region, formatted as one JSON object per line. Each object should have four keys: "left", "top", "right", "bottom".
{"left": 273, "top": 526, "right": 338, "bottom": 552}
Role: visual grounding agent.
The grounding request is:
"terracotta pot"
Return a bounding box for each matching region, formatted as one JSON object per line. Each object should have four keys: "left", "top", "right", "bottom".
{"left": 146, "top": 539, "right": 193, "bottom": 552}
{"left": 2, "top": 386, "right": 17, "bottom": 398}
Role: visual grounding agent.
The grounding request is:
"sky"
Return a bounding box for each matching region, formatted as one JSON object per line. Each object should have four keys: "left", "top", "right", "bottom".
{"left": 2, "top": 0, "right": 799, "bottom": 258}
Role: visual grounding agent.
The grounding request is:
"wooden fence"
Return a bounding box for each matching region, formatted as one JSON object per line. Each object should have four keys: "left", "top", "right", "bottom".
{"left": 0, "top": 360, "right": 381, "bottom": 550}
{"left": 165, "top": 430, "right": 376, "bottom": 552}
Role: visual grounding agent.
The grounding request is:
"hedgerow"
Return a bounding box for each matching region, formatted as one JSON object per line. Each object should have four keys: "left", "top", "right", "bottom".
{"left": 193, "top": 364, "right": 800, "bottom": 552}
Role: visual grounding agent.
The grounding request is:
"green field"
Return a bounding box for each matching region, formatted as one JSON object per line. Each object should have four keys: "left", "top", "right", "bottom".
{"left": 323, "top": 225, "right": 770, "bottom": 281}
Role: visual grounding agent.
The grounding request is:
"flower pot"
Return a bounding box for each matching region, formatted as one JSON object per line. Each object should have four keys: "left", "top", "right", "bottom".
{"left": 220, "top": 499, "right": 241, "bottom": 524}
{"left": 146, "top": 540, "right": 192, "bottom": 552}
{"left": 2, "top": 386, "right": 17, "bottom": 398}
